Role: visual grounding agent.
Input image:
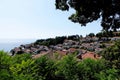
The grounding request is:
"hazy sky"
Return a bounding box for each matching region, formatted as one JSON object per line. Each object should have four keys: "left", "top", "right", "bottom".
{"left": 0, "top": 0, "right": 102, "bottom": 39}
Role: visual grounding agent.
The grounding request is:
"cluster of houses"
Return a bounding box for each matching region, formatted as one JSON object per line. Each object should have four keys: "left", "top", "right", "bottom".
{"left": 10, "top": 36, "right": 120, "bottom": 60}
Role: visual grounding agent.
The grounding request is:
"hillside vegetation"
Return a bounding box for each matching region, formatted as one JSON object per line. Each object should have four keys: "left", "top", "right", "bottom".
{"left": 1, "top": 31, "right": 120, "bottom": 80}
{"left": 0, "top": 44, "right": 120, "bottom": 80}
{"left": 10, "top": 31, "right": 120, "bottom": 56}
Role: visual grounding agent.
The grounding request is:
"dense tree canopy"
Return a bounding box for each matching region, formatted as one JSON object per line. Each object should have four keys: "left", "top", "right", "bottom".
{"left": 55, "top": 0, "right": 120, "bottom": 31}
{"left": 101, "top": 40, "right": 120, "bottom": 72}
{"left": 0, "top": 51, "right": 120, "bottom": 80}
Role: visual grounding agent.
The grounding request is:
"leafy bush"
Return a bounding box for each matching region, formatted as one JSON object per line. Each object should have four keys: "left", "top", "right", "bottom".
{"left": 34, "top": 56, "right": 56, "bottom": 80}
{"left": 0, "top": 51, "right": 12, "bottom": 80}
{"left": 101, "top": 40, "right": 120, "bottom": 76}
{"left": 0, "top": 50, "right": 119, "bottom": 80}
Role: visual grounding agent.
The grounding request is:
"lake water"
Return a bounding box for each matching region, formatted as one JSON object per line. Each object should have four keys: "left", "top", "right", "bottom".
{"left": 0, "top": 39, "right": 37, "bottom": 52}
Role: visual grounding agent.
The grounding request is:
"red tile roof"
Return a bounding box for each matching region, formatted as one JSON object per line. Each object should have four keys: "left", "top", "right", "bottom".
{"left": 68, "top": 48, "right": 77, "bottom": 53}
{"left": 80, "top": 52, "right": 101, "bottom": 60}
{"left": 56, "top": 50, "right": 68, "bottom": 56}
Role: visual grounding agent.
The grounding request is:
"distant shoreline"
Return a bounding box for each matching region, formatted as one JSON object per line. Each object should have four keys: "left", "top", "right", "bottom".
{"left": 0, "top": 39, "right": 37, "bottom": 52}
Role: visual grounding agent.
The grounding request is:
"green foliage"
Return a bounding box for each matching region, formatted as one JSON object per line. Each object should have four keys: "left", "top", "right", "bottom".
{"left": 53, "top": 52, "right": 62, "bottom": 60}
{"left": 55, "top": 0, "right": 120, "bottom": 31}
{"left": 34, "top": 56, "right": 56, "bottom": 80}
{"left": 99, "top": 43, "right": 106, "bottom": 48}
{"left": 35, "top": 36, "right": 67, "bottom": 46}
{"left": 0, "top": 51, "right": 12, "bottom": 80}
{"left": 100, "top": 40, "right": 120, "bottom": 79}
{"left": 95, "top": 68, "right": 118, "bottom": 80}
{"left": 77, "top": 59, "right": 105, "bottom": 80}
{"left": 88, "top": 33, "right": 95, "bottom": 37}
{"left": 35, "top": 35, "right": 80, "bottom": 46}
{"left": 11, "top": 53, "right": 32, "bottom": 64}
{"left": 101, "top": 40, "right": 120, "bottom": 68}
{"left": 77, "top": 58, "right": 119, "bottom": 80}
{"left": 10, "top": 59, "right": 37, "bottom": 80}
{"left": 0, "top": 52, "right": 37, "bottom": 80}
{"left": 0, "top": 50, "right": 119, "bottom": 80}
{"left": 68, "top": 35, "right": 79, "bottom": 41}
{"left": 55, "top": 54, "right": 78, "bottom": 80}
{"left": 0, "top": 51, "right": 12, "bottom": 66}
{"left": 12, "top": 53, "right": 31, "bottom": 64}
{"left": 55, "top": 54, "right": 119, "bottom": 80}
{"left": 96, "top": 30, "right": 115, "bottom": 38}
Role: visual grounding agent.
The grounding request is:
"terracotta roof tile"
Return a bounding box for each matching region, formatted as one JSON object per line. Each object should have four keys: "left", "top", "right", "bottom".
{"left": 81, "top": 52, "right": 101, "bottom": 60}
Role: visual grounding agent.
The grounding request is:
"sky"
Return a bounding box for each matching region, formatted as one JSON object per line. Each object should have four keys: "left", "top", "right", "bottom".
{"left": 0, "top": 0, "right": 102, "bottom": 40}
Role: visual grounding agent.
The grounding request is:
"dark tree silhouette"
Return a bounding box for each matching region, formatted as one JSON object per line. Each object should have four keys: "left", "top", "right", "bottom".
{"left": 55, "top": 0, "right": 120, "bottom": 31}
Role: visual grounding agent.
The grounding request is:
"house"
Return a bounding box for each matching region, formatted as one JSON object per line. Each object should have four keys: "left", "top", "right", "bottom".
{"left": 54, "top": 46, "right": 63, "bottom": 51}
{"left": 92, "top": 37, "right": 99, "bottom": 42}
{"left": 32, "top": 51, "right": 50, "bottom": 59}
{"left": 68, "top": 48, "right": 77, "bottom": 53}
{"left": 24, "top": 49, "right": 31, "bottom": 53}
{"left": 63, "top": 40, "right": 77, "bottom": 46}
{"left": 111, "top": 37, "right": 120, "bottom": 41}
{"left": 95, "top": 48, "right": 103, "bottom": 53}
{"left": 77, "top": 52, "right": 101, "bottom": 60}
{"left": 56, "top": 50, "right": 68, "bottom": 56}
